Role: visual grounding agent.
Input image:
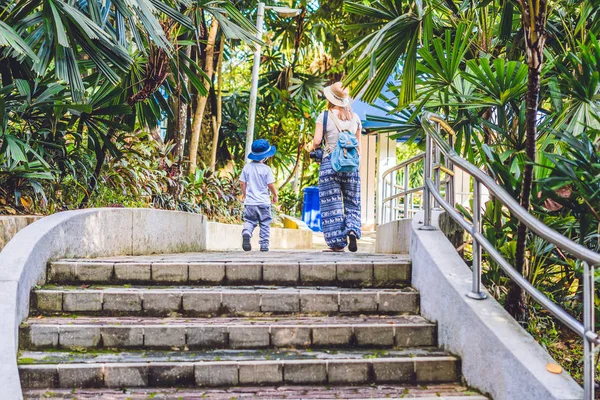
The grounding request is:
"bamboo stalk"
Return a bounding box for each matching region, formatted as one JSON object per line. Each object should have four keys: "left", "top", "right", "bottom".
{"left": 210, "top": 35, "right": 225, "bottom": 169}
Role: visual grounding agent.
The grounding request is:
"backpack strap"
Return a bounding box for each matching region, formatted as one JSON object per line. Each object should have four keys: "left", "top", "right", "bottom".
{"left": 329, "top": 112, "right": 344, "bottom": 133}
{"left": 322, "top": 111, "right": 328, "bottom": 148}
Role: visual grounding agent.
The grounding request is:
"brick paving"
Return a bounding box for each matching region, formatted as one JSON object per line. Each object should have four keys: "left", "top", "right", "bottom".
{"left": 23, "top": 384, "right": 487, "bottom": 399}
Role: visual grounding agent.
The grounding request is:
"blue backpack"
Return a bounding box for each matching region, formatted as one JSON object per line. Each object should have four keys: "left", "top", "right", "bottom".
{"left": 329, "top": 114, "right": 360, "bottom": 173}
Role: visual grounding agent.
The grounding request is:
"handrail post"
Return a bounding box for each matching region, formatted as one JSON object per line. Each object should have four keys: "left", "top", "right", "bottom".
{"left": 584, "top": 261, "right": 595, "bottom": 400}
{"left": 420, "top": 128, "right": 435, "bottom": 230}
{"left": 383, "top": 175, "right": 388, "bottom": 225}
{"left": 446, "top": 135, "right": 455, "bottom": 206}
{"left": 467, "top": 180, "right": 487, "bottom": 300}
{"left": 404, "top": 165, "right": 409, "bottom": 218}
{"left": 389, "top": 171, "right": 394, "bottom": 223}
{"left": 433, "top": 141, "right": 442, "bottom": 211}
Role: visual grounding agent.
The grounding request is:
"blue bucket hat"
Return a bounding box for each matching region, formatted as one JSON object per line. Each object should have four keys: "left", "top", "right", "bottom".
{"left": 248, "top": 139, "right": 276, "bottom": 161}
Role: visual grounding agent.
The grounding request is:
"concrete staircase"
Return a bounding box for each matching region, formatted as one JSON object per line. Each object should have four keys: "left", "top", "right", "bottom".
{"left": 18, "top": 252, "right": 487, "bottom": 399}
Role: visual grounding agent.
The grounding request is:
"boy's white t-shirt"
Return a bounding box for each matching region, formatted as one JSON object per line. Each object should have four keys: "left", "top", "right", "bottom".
{"left": 240, "top": 162, "right": 275, "bottom": 206}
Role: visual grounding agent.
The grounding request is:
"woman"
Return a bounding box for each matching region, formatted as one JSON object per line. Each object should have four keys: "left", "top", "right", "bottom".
{"left": 312, "top": 82, "right": 362, "bottom": 252}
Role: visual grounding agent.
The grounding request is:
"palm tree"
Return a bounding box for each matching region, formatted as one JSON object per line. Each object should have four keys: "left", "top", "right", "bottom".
{"left": 2, "top": 0, "right": 191, "bottom": 100}
{"left": 0, "top": 0, "right": 258, "bottom": 204}
{"left": 505, "top": 0, "right": 549, "bottom": 321}
{"left": 343, "top": 0, "right": 434, "bottom": 105}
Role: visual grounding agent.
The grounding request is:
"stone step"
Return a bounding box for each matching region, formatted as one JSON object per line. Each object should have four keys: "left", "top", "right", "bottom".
{"left": 19, "top": 350, "right": 460, "bottom": 388}
{"left": 33, "top": 286, "right": 419, "bottom": 316}
{"left": 47, "top": 259, "right": 410, "bottom": 287}
{"left": 20, "top": 315, "right": 436, "bottom": 350}
{"left": 18, "top": 347, "right": 453, "bottom": 364}
{"left": 23, "top": 385, "right": 488, "bottom": 399}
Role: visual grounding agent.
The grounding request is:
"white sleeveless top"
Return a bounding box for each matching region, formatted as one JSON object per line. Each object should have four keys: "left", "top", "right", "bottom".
{"left": 316, "top": 110, "right": 362, "bottom": 156}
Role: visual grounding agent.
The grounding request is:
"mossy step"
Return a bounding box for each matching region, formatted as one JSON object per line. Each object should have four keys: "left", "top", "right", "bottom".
{"left": 47, "top": 256, "right": 411, "bottom": 288}
{"left": 18, "top": 347, "right": 454, "bottom": 364}
{"left": 23, "top": 384, "right": 487, "bottom": 400}
{"left": 22, "top": 314, "right": 430, "bottom": 326}
{"left": 19, "top": 349, "right": 460, "bottom": 389}
{"left": 20, "top": 315, "right": 436, "bottom": 351}
{"left": 32, "top": 286, "right": 419, "bottom": 317}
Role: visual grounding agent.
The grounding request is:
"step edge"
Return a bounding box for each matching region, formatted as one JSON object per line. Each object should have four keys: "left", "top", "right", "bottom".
{"left": 18, "top": 355, "right": 460, "bottom": 368}
{"left": 22, "top": 322, "right": 436, "bottom": 328}
{"left": 33, "top": 288, "right": 419, "bottom": 293}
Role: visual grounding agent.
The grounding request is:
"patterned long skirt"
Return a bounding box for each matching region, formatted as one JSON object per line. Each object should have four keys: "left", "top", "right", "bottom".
{"left": 318, "top": 156, "right": 362, "bottom": 249}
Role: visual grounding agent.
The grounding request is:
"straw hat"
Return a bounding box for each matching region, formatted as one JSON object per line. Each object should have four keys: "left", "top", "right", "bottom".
{"left": 323, "top": 82, "right": 351, "bottom": 107}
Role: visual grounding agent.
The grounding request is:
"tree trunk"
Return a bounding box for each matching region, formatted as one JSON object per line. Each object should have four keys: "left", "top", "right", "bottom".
{"left": 188, "top": 19, "right": 219, "bottom": 175}
{"left": 505, "top": 0, "right": 547, "bottom": 322}
{"left": 150, "top": 125, "right": 163, "bottom": 144}
{"left": 210, "top": 35, "right": 225, "bottom": 168}
{"left": 291, "top": 8, "right": 306, "bottom": 71}
{"left": 168, "top": 45, "right": 192, "bottom": 198}
{"left": 173, "top": 45, "right": 192, "bottom": 164}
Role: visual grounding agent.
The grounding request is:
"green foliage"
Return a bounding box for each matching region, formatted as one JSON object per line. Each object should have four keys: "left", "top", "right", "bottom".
{"left": 179, "top": 167, "right": 243, "bottom": 222}
{"left": 83, "top": 131, "right": 242, "bottom": 222}
{"left": 0, "top": 0, "right": 257, "bottom": 216}
{"left": 343, "top": 0, "right": 431, "bottom": 104}
{"left": 540, "top": 130, "right": 600, "bottom": 248}
{"left": 279, "top": 186, "right": 303, "bottom": 217}
{"left": 395, "top": 142, "right": 423, "bottom": 188}
{"left": 343, "top": 0, "right": 600, "bottom": 382}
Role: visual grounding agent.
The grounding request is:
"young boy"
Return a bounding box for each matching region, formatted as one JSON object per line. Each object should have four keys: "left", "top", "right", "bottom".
{"left": 240, "top": 139, "right": 278, "bottom": 252}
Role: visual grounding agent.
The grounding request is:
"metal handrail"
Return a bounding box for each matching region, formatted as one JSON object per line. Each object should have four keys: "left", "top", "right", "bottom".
{"left": 421, "top": 113, "right": 600, "bottom": 266}
{"left": 427, "top": 179, "right": 592, "bottom": 338}
{"left": 379, "top": 153, "right": 426, "bottom": 224}
{"left": 419, "top": 111, "right": 598, "bottom": 399}
{"left": 382, "top": 186, "right": 425, "bottom": 204}
{"left": 382, "top": 153, "right": 425, "bottom": 176}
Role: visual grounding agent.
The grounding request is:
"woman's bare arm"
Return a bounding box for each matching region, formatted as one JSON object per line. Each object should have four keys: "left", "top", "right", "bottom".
{"left": 355, "top": 127, "right": 362, "bottom": 156}
{"left": 311, "top": 123, "right": 324, "bottom": 151}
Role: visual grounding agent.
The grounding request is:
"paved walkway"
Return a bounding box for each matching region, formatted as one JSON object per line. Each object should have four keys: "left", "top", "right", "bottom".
{"left": 312, "top": 231, "right": 377, "bottom": 253}
{"left": 59, "top": 250, "right": 405, "bottom": 263}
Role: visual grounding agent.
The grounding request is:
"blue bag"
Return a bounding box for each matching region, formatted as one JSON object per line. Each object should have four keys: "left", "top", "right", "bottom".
{"left": 329, "top": 114, "right": 360, "bottom": 173}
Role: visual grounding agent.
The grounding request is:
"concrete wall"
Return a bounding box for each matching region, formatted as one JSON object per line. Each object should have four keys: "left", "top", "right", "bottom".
{"left": 410, "top": 211, "right": 583, "bottom": 400}
{"left": 375, "top": 219, "right": 411, "bottom": 254}
{"left": 206, "top": 221, "right": 313, "bottom": 251}
{"left": 0, "top": 216, "right": 42, "bottom": 251}
{"left": 0, "top": 208, "right": 311, "bottom": 399}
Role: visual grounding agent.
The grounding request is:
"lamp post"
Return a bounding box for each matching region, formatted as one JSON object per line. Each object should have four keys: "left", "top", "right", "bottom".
{"left": 244, "top": 2, "right": 302, "bottom": 161}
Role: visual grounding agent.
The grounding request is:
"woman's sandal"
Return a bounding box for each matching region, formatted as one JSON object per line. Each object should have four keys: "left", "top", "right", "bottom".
{"left": 348, "top": 232, "right": 358, "bottom": 253}
{"left": 323, "top": 248, "right": 345, "bottom": 253}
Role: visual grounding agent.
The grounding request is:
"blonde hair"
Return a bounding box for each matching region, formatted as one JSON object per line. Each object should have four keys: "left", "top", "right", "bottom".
{"left": 327, "top": 102, "right": 353, "bottom": 121}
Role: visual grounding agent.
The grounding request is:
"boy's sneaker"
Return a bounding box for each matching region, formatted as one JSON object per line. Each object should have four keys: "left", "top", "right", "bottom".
{"left": 260, "top": 247, "right": 269, "bottom": 252}
{"left": 348, "top": 232, "right": 358, "bottom": 253}
{"left": 242, "top": 234, "right": 251, "bottom": 251}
